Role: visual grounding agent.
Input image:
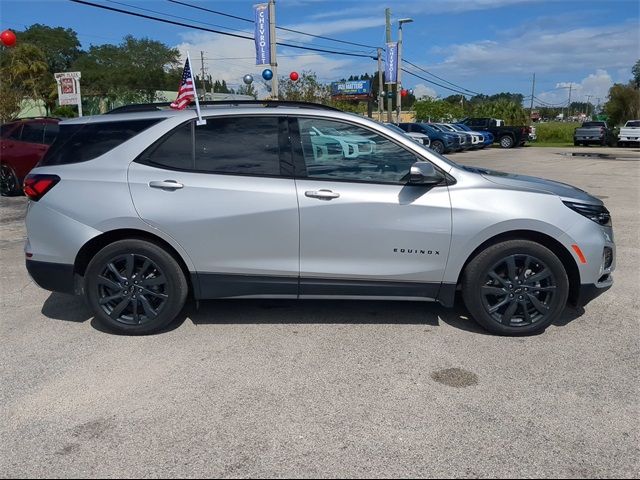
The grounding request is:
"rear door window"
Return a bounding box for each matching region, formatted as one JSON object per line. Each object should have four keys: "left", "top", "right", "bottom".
{"left": 40, "top": 119, "right": 162, "bottom": 166}
{"left": 43, "top": 123, "right": 59, "bottom": 145}
{"left": 20, "top": 122, "right": 45, "bottom": 144}
{"left": 194, "top": 117, "right": 281, "bottom": 175}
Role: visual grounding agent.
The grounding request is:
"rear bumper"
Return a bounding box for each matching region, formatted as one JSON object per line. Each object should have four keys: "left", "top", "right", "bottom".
{"left": 26, "top": 259, "right": 77, "bottom": 295}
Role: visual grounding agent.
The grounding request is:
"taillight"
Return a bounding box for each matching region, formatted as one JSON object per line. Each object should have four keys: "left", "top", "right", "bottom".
{"left": 23, "top": 174, "right": 60, "bottom": 201}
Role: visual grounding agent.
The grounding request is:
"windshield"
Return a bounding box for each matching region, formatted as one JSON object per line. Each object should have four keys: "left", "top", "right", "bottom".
{"left": 454, "top": 124, "right": 470, "bottom": 131}
{"left": 438, "top": 124, "right": 456, "bottom": 132}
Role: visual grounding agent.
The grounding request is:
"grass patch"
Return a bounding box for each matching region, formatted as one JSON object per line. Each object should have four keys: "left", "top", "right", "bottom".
{"left": 528, "top": 141, "right": 574, "bottom": 147}
{"left": 535, "top": 122, "right": 581, "bottom": 143}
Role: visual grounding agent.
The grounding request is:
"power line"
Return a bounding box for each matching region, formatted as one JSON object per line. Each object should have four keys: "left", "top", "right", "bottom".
{"left": 401, "top": 67, "right": 475, "bottom": 97}
{"left": 69, "top": 0, "right": 378, "bottom": 59}
{"left": 167, "top": 0, "right": 380, "bottom": 51}
{"left": 403, "top": 59, "right": 482, "bottom": 96}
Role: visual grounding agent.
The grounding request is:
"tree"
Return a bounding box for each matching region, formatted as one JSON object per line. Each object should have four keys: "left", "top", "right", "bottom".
{"left": 472, "top": 99, "right": 527, "bottom": 125}
{"left": 236, "top": 83, "right": 258, "bottom": 99}
{"left": 18, "top": 24, "right": 82, "bottom": 113}
{"left": 414, "top": 98, "right": 463, "bottom": 122}
{"left": 0, "top": 43, "right": 49, "bottom": 121}
{"left": 605, "top": 83, "right": 640, "bottom": 126}
{"left": 279, "top": 71, "right": 329, "bottom": 103}
{"left": 632, "top": 59, "right": 640, "bottom": 89}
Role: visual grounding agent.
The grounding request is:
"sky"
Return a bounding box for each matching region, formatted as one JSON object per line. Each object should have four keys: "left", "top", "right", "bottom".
{"left": 2, "top": 0, "right": 639, "bottom": 106}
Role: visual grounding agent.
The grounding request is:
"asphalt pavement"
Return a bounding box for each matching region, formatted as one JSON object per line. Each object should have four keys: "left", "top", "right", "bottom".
{"left": 1, "top": 146, "right": 638, "bottom": 478}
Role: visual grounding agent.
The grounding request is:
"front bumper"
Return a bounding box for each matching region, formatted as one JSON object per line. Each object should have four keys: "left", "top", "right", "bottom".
{"left": 576, "top": 282, "right": 612, "bottom": 307}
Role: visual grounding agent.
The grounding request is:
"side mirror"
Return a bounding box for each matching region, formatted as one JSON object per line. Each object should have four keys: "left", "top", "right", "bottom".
{"left": 409, "top": 161, "right": 444, "bottom": 185}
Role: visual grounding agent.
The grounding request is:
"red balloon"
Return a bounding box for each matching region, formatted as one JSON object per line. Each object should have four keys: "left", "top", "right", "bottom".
{"left": 289, "top": 71, "right": 299, "bottom": 81}
{"left": 401, "top": 89, "right": 409, "bottom": 97}
{"left": 1, "top": 29, "right": 16, "bottom": 47}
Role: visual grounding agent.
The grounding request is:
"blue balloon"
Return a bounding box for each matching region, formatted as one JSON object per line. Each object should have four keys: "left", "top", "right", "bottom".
{"left": 262, "top": 69, "right": 273, "bottom": 80}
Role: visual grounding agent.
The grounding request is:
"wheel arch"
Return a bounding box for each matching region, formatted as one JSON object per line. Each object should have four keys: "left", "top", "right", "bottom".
{"left": 455, "top": 229, "right": 581, "bottom": 305}
{"left": 73, "top": 228, "right": 198, "bottom": 298}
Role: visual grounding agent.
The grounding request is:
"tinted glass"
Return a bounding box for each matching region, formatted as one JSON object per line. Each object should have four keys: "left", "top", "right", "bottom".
{"left": 1, "top": 123, "right": 18, "bottom": 138}
{"left": 7, "top": 124, "right": 22, "bottom": 140}
{"left": 20, "top": 123, "right": 45, "bottom": 144}
{"left": 40, "top": 119, "right": 161, "bottom": 166}
{"left": 144, "top": 122, "right": 193, "bottom": 170}
{"left": 43, "top": 123, "right": 59, "bottom": 145}
{"left": 582, "top": 122, "right": 605, "bottom": 128}
{"left": 296, "top": 118, "right": 417, "bottom": 184}
{"left": 626, "top": 121, "right": 640, "bottom": 127}
{"left": 194, "top": 117, "right": 280, "bottom": 175}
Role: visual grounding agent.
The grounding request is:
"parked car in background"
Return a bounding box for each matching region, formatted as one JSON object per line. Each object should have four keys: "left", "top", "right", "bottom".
{"left": 384, "top": 123, "right": 431, "bottom": 149}
{"left": 431, "top": 123, "right": 471, "bottom": 151}
{"left": 573, "top": 121, "right": 617, "bottom": 147}
{"left": 460, "top": 117, "right": 529, "bottom": 149}
{"left": 443, "top": 123, "right": 485, "bottom": 149}
{"left": 454, "top": 123, "right": 494, "bottom": 148}
{"left": 398, "top": 122, "right": 460, "bottom": 154}
{"left": 1, "top": 117, "right": 59, "bottom": 196}
{"left": 617, "top": 120, "right": 640, "bottom": 147}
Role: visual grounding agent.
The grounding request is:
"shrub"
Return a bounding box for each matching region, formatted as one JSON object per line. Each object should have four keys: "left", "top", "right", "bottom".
{"left": 536, "top": 122, "right": 580, "bottom": 143}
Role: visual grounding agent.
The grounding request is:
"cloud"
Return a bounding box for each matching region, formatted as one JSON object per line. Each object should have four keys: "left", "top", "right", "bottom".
{"left": 309, "top": 0, "right": 545, "bottom": 20}
{"left": 412, "top": 83, "right": 438, "bottom": 99}
{"left": 537, "top": 69, "right": 615, "bottom": 106}
{"left": 431, "top": 20, "right": 638, "bottom": 78}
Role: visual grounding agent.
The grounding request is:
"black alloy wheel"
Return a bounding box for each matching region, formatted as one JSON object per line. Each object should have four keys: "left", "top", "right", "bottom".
{"left": 462, "top": 240, "right": 569, "bottom": 335}
{"left": 480, "top": 254, "right": 557, "bottom": 327}
{"left": 431, "top": 140, "right": 444, "bottom": 154}
{"left": 96, "top": 253, "right": 168, "bottom": 326}
{"left": 1, "top": 165, "right": 20, "bottom": 196}
{"left": 85, "top": 239, "right": 188, "bottom": 334}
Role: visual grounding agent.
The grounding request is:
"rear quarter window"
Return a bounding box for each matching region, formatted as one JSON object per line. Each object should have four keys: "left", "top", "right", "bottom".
{"left": 39, "top": 119, "right": 162, "bottom": 166}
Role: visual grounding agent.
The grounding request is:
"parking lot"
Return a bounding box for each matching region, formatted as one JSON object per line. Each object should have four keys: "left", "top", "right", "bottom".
{"left": 1, "top": 146, "right": 638, "bottom": 478}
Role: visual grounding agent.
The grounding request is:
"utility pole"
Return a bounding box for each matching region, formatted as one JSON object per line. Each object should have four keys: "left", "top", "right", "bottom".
{"left": 567, "top": 83, "right": 572, "bottom": 119}
{"left": 377, "top": 48, "right": 383, "bottom": 121}
{"left": 385, "top": 8, "right": 392, "bottom": 123}
{"left": 529, "top": 72, "right": 536, "bottom": 115}
{"left": 268, "top": 0, "right": 278, "bottom": 99}
{"left": 396, "top": 18, "right": 413, "bottom": 123}
{"left": 200, "top": 51, "right": 207, "bottom": 99}
{"left": 585, "top": 94, "right": 593, "bottom": 118}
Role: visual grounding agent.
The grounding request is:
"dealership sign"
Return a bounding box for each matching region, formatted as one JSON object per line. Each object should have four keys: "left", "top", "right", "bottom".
{"left": 54, "top": 71, "right": 82, "bottom": 106}
{"left": 331, "top": 80, "right": 371, "bottom": 96}
{"left": 254, "top": 3, "right": 271, "bottom": 65}
{"left": 385, "top": 42, "right": 398, "bottom": 84}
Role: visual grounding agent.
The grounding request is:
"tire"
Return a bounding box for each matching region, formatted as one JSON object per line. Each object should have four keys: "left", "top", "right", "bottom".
{"left": 431, "top": 140, "right": 445, "bottom": 154}
{"left": 499, "top": 135, "right": 514, "bottom": 149}
{"left": 573, "top": 140, "right": 579, "bottom": 146}
{"left": 462, "top": 240, "right": 569, "bottom": 336}
{"left": 0, "top": 165, "right": 21, "bottom": 196}
{"left": 85, "top": 239, "right": 188, "bottom": 334}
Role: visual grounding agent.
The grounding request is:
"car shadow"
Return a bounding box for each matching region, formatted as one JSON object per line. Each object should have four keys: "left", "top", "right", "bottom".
{"left": 40, "top": 292, "right": 587, "bottom": 336}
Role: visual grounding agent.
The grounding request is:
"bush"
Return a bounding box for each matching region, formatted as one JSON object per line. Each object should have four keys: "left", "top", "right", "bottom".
{"left": 535, "top": 122, "right": 581, "bottom": 143}
{"left": 51, "top": 105, "right": 77, "bottom": 118}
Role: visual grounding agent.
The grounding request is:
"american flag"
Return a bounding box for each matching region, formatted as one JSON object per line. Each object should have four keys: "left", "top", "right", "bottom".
{"left": 170, "top": 58, "right": 195, "bottom": 110}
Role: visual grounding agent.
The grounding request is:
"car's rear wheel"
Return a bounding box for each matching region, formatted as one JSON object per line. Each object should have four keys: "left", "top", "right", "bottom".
{"left": 431, "top": 140, "right": 445, "bottom": 154}
{"left": 1, "top": 165, "right": 21, "bottom": 196}
{"left": 85, "top": 239, "right": 188, "bottom": 334}
{"left": 462, "top": 240, "right": 569, "bottom": 335}
{"left": 499, "top": 135, "right": 514, "bottom": 149}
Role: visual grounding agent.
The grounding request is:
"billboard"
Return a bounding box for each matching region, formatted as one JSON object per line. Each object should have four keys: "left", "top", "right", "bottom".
{"left": 330, "top": 80, "right": 371, "bottom": 100}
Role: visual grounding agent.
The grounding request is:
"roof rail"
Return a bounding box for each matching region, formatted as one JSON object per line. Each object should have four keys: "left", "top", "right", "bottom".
{"left": 106, "top": 100, "right": 342, "bottom": 114}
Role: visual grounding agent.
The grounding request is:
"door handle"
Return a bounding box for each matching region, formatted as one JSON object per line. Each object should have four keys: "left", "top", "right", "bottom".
{"left": 149, "top": 180, "right": 184, "bottom": 190}
{"left": 305, "top": 189, "right": 340, "bottom": 200}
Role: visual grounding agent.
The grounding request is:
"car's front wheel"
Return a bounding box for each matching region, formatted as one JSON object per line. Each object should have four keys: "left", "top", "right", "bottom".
{"left": 499, "top": 135, "right": 515, "bottom": 149}
{"left": 85, "top": 239, "right": 188, "bottom": 334}
{"left": 431, "top": 140, "right": 445, "bottom": 154}
{"left": 462, "top": 240, "right": 569, "bottom": 335}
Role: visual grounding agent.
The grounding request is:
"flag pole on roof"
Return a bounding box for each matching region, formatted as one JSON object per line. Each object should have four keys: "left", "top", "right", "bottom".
{"left": 170, "top": 52, "right": 206, "bottom": 126}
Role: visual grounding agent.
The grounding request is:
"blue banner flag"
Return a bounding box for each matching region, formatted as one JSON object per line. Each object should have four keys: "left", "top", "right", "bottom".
{"left": 385, "top": 42, "right": 398, "bottom": 84}
{"left": 254, "top": 3, "right": 271, "bottom": 65}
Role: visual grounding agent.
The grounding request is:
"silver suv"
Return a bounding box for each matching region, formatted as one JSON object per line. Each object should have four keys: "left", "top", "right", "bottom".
{"left": 24, "top": 101, "right": 614, "bottom": 335}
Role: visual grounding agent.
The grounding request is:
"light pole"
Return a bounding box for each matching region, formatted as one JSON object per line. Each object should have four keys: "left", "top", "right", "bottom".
{"left": 396, "top": 17, "right": 413, "bottom": 123}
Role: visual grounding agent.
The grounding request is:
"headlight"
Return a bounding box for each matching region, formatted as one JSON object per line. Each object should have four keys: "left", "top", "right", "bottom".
{"left": 563, "top": 201, "right": 611, "bottom": 226}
